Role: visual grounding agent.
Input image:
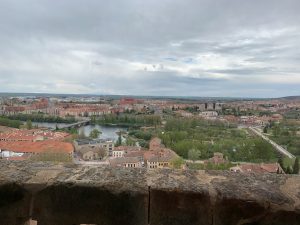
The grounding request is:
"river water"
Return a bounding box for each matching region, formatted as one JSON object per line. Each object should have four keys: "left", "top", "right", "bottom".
{"left": 32, "top": 122, "right": 126, "bottom": 141}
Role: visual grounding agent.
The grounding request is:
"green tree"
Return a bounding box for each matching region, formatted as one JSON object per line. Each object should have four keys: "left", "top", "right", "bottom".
{"left": 252, "top": 139, "right": 275, "bottom": 161}
{"left": 89, "top": 129, "right": 101, "bottom": 139}
{"left": 91, "top": 116, "right": 96, "bottom": 125}
{"left": 115, "top": 132, "right": 122, "bottom": 146}
{"left": 188, "top": 149, "right": 201, "bottom": 162}
{"left": 0, "top": 117, "right": 22, "bottom": 128}
{"left": 126, "top": 137, "right": 135, "bottom": 146}
{"left": 26, "top": 120, "right": 32, "bottom": 130}
{"left": 171, "top": 157, "right": 185, "bottom": 169}
{"left": 286, "top": 166, "right": 293, "bottom": 174}
{"left": 263, "top": 126, "right": 268, "bottom": 133}
{"left": 292, "top": 157, "right": 299, "bottom": 174}
{"left": 69, "top": 127, "right": 78, "bottom": 135}
{"left": 273, "top": 125, "right": 281, "bottom": 137}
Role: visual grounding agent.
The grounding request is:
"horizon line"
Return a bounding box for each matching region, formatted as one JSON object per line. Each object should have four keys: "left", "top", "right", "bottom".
{"left": 0, "top": 92, "right": 299, "bottom": 100}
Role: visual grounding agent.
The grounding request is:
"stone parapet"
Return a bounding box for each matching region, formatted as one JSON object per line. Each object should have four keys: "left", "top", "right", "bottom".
{"left": 0, "top": 161, "right": 299, "bottom": 225}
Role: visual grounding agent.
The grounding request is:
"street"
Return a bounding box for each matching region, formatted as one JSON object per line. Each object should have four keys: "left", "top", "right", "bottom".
{"left": 249, "top": 127, "right": 295, "bottom": 159}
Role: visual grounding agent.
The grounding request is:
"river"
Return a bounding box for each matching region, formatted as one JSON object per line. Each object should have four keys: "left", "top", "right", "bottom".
{"left": 32, "top": 122, "right": 127, "bottom": 141}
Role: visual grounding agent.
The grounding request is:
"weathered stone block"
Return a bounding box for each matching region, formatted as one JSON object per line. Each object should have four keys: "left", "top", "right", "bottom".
{"left": 0, "top": 161, "right": 299, "bottom": 225}
{"left": 32, "top": 185, "right": 148, "bottom": 225}
{"left": 0, "top": 182, "right": 31, "bottom": 225}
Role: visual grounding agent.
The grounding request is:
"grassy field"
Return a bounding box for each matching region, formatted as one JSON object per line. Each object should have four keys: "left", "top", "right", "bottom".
{"left": 159, "top": 118, "right": 277, "bottom": 163}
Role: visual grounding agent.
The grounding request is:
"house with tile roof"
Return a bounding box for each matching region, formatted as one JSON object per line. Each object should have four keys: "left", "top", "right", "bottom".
{"left": 230, "top": 163, "right": 284, "bottom": 174}
{"left": 109, "top": 156, "right": 143, "bottom": 168}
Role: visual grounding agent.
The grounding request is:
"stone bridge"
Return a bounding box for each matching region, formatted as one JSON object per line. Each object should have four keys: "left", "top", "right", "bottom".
{"left": 58, "top": 119, "right": 91, "bottom": 130}
{"left": 0, "top": 161, "right": 299, "bottom": 225}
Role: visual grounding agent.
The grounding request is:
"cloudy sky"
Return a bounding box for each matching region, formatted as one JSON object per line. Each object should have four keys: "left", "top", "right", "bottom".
{"left": 0, "top": 0, "right": 300, "bottom": 97}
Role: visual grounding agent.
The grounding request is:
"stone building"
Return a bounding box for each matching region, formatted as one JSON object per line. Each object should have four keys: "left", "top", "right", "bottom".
{"left": 197, "top": 102, "right": 223, "bottom": 111}
{"left": 77, "top": 146, "right": 106, "bottom": 161}
{"left": 112, "top": 146, "right": 141, "bottom": 158}
{"left": 74, "top": 138, "right": 114, "bottom": 156}
{"left": 109, "top": 156, "right": 143, "bottom": 168}
{"left": 146, "top": 156, "right": 172, "bottom": 169}
{"left": 205, "top": 152, "right": 228, "bottom": 165}
{"left": 145, "top": 138, "right": 178, "bottom": 169}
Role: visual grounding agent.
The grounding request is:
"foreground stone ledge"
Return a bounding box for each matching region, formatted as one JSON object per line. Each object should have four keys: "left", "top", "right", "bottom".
{"left": 0, "top": 161, "right": 299, "bottom": 225}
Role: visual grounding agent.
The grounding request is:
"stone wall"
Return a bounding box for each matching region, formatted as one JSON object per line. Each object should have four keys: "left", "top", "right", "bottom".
{"left": 0, "top": 161, "right": 299, "bottom": 225}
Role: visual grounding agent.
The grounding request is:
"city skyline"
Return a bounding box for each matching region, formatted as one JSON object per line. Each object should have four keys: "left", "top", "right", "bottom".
{"left": 0, "top": 0, "right": 300, "bottom": 97}
{"left": 0, "top": 92, "right": 300, "bottom": 100}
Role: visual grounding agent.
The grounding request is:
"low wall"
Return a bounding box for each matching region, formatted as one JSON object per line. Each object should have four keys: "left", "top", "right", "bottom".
{"left": 0, "top": 161, "right": 299, "bottom": 225}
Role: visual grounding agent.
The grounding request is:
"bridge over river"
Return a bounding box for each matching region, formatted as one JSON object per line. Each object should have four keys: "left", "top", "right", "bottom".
{"left": 51, "top": 118, "right": 91, "bottom": 130}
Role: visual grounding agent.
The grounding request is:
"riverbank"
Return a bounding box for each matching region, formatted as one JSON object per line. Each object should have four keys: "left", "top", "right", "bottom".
{"left": 6, "top": 114, "right": 76, "bottom": 124}
{"left": 95, "top": 122, "right": 140, "bottom": 128}
{"left": 0, "top": 116, "right": 23, "bottom": 128}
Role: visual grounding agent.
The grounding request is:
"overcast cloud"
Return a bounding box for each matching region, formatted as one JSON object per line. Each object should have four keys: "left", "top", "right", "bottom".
{"left": 0, "top": 0, "right": 299, "bottom": 97}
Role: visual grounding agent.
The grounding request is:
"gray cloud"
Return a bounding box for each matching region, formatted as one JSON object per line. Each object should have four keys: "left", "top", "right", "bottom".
{"left": 0, "top": 0, "right": 300, "bottom": 97}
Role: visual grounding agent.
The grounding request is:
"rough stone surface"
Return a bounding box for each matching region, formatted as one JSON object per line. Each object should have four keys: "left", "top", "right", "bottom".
{"left": 0, "top": 161, "right": 299, "bottom": 225}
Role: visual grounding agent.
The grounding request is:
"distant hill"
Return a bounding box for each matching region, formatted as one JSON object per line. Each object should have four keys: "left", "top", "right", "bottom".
{"left": 0, "top": 92, "right": 299, "bottom": 101}
{"left": 280, "top": 96, "right": 300, "bottom": 100}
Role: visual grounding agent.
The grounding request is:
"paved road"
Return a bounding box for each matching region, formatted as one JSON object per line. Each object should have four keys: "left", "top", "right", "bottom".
{"left": 249, "top": 127, "right": 295, "bottom": 159}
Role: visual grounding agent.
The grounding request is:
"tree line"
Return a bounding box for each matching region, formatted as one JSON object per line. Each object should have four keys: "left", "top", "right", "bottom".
{"left": 6, "top": 113, "right": 76, "bottom": 124}
{"left": 96, "top": 114, "right": 161, "bottom": 127}
{"left": 0, "top": 116, "right": 22, "bottom": 128}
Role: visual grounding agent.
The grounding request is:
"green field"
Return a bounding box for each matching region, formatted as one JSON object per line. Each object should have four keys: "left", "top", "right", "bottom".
{"left": 159, "top": 118, "right": 277, "bottom": 163}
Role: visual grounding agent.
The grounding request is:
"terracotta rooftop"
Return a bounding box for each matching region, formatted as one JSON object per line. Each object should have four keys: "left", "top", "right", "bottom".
{"left": 144, "top": 148, "right": 177, "bottom": 162}
{"left": 124, "top": 150, "right": 145, "bottom": 158}
{"left": 149, "top": 137, "right": 163, "bottom": 151}
{"left": 114, "top": 146, "right": 141, "bottom": 152}
{"left": 0, "top": 140, "right": 74, "bottom": 154}
{"left": 0, "top": 129, "right": 70, "bottom": 141}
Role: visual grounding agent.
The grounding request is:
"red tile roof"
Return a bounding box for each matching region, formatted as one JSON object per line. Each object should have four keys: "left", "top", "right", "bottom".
{"left": 0, "top": 140, "right": 74, "bottom": 154}
{"left": 114, "top": 146, "right": 141, "bottom": 152}
{"left": 149, "top": 137, "right": 162, "bottom": 151}
{"left": 0, "top": 129, "right": 70, "bottom": 141}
